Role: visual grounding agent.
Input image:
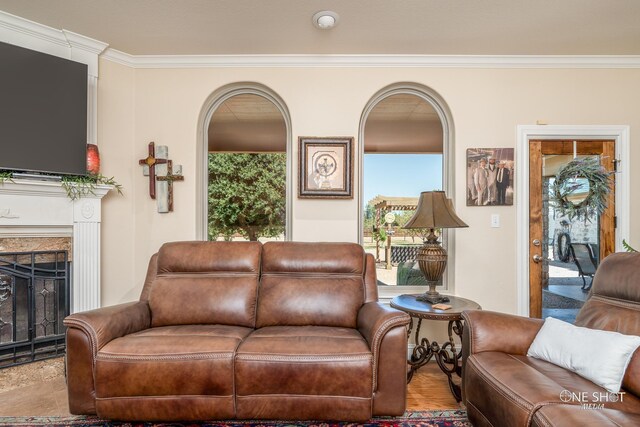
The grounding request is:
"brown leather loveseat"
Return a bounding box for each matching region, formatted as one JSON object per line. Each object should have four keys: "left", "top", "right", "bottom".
{"left": 64, "top": 241, "right": 411, "bottom": 421}
{"left": 462, "top": 252, "right": 640, "bottom": 426}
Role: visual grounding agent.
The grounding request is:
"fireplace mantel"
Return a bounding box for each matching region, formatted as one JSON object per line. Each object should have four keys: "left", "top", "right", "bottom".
{"left": 0, "top": 179, "right": 111, "bottom": 313}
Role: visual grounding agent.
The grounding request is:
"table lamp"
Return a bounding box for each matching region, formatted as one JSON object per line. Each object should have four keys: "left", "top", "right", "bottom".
{"left": 403, "top": 191, "right": 468, "bottom": 304}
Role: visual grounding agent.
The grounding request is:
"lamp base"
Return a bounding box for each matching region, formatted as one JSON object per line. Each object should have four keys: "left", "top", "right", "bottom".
{"left": 416, "top": 276, "right": 450, "bottom": 305}
{"left": 416, "top": 293, "right": 450, "bottom": 304}
{"left": 415, "top": 235, "right": 449, "bottom": 305}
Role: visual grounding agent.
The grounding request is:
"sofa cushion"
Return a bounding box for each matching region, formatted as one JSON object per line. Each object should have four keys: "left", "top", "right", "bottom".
{"left": 94, "top": 324, "right": 252, "bottom": 419}
{"left": 149, "top": 241, "right": 261, "bottom": 328}
{"left": 516, "top": 355, "right": 640, "bottom": 414}
{"left": 527, "top": 317, "right": 640, "bottom": 392}
{"left": 465, "top": 352, "right": 640, "bottom": 427}
{"left": 156, "top": 240, "right": 262, "bottom": 274}
{"left": 234, "top": 326, "right": 373, "bottom": 420}
{"left": 531, "top": 405, "right": 640, "bottom": 427}
{"left": 257, "top": 242, "right": 366, "bottom": 328}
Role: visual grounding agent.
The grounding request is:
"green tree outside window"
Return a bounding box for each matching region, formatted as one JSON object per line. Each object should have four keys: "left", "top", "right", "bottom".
{"left": 208, "top": 153, "right": 286, "bottom": 241}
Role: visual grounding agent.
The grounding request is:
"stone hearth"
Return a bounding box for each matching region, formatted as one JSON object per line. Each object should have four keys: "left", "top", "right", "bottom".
{"left": 0, "top": 237, "right": 73, "bottom": 259}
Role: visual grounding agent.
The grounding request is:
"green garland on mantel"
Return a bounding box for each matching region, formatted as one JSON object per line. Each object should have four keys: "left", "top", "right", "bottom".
{"left": 61, "top": 174, "right": 123, "bottom": 200}
{"left": 0, "top": 171, "right": 13, "bottom": 184}
{"left": 550, "top": 156, "right": 613, "bottom": 222}
{"left": 0, "top": 171, "right": 123, "bottom": 201}
{"left": 623, "top": 240, "right": 638, "bottom": 253}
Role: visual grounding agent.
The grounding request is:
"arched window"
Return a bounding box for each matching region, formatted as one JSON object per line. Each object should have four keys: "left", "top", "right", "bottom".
{"left": 196, "top": 83, "right": 292, "bottom": 241}
{"left": 358, "top": 83, "right": 455, "bottom": 299}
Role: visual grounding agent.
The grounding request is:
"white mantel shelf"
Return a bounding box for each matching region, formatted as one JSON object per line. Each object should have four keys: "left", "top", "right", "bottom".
{"left": 0, "top": 179, "right": 111, "bottom": 197}
{"left": 0, "top": 179, "right": 112, "bottom": 313}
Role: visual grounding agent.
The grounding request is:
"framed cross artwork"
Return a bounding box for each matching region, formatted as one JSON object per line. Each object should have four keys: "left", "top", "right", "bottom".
{"left": 298, "top": 137, "right": 353, "bottom": 199}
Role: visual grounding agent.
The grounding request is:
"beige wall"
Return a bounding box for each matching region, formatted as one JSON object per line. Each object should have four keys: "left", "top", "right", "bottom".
{"left": 98, "top": 59, "right": 640, "bottom": 314}
{"left": 98, "top": 59, "right": 136, "bottom": 306}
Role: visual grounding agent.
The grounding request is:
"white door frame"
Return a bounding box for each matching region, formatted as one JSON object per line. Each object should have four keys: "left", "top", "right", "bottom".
{"left": 516, "top": 125, "right": 630, "bottom": 316}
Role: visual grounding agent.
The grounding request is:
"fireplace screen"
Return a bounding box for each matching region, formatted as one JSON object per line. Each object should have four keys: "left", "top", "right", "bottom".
{"left": 0, "top": 251, "right": 70, "bottom": 368}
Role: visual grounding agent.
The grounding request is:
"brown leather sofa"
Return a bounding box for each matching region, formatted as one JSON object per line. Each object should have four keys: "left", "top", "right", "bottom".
{"left": 64, "top": 241, "right": 411, "bottom": 422}
{"left": 462, "top": 252, "right": 640, "bottom": 426}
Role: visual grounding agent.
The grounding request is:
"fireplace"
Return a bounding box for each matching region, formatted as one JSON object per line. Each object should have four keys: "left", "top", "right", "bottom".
{"left": 0, "top": 179, "right": 109, "bottom": 312}
{"left": 0, "top": 250, "right": 70, "bottom": 367}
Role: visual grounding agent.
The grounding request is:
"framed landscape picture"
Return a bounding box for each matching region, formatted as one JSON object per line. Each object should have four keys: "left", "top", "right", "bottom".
{"left": 466, "top": 148, "right": 515, "bottom": 206}
{"left": 299, "top": 137, "right": 353, "bottom": 199}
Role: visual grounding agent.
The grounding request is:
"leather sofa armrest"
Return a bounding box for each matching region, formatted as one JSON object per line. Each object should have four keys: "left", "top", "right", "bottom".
{"left": 357, "top": 302, "right": 411, "bottom": 416}
{"left": 64, "top": 301, "right": 151, "bottom": 354}
{"left": 462, "top": 309, "right": 544, "bottom": 356}
{"left": 357, "top": 302, "right": 411, "bottom": 353}
{"left": 63, "top": 301, "right": 150, "bottom": 415}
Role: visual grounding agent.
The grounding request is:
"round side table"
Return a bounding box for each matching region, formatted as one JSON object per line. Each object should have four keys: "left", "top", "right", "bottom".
{"left": 390, "top": 294, "right": 481, "bottom": 402}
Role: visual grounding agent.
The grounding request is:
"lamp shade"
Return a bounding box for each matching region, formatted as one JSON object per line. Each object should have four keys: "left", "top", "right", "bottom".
{"left": 403, "top": 191, "right": 468, "bottom": 229}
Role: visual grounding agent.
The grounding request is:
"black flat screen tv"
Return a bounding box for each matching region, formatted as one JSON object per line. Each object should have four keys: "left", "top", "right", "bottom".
{"left": 0, "top": 41, "right": 88, "bottom": 176}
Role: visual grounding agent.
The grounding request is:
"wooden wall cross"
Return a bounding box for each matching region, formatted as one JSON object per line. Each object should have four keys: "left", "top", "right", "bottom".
{"left": 156, "top": 160, "right": 184, "bottom": 212}
{"left": 138, "top": 142, "right": 167, "bottom": 199}
{"left": 139, "top": 141, "right": 184, "bottom": 213}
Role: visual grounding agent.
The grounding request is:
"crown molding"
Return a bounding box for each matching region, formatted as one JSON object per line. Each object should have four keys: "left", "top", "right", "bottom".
{"left": 101, "top": 49, "right": 640, "bottom": 69}
{"left": 100, "top": 48, "right": 135, "bottom": 67}
{"left": 0, "top": 10, "right": 108, "bottom": 76}
{"left": 63, "top": 30, "right": 108, "bottom": 77}
{"left": 0, "top": 9, "right": 67, "bottom": 47}
{"left": 63, "top": 30, "right": 109, "bottom": 55}
{"left": 2, "top": 9, "right": 639, "bottom": 70}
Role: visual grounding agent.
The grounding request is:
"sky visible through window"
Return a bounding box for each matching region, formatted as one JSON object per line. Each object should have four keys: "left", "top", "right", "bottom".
{"left": 363, "top": 153, "right": 443, "bottom": 207}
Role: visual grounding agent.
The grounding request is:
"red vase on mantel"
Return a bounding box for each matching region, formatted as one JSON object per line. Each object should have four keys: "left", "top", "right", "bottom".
{"left": 86, "top": 144, "right": 100, "bottom": 175}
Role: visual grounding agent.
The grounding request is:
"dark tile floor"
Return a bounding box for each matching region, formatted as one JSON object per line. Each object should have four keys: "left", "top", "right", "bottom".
{"left": 542, "top": 308, "right": 581, "bottom": 323}
{"left": 543, "top": 260, "right": 589, "bottom": 324}
{"left": 547, "top": 285, "right": 588, "bottom": 303}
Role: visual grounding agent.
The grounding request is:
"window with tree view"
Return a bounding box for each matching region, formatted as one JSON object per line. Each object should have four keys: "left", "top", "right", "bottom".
{"left": 207, "top": 93, "right": 287, "bottom": 242}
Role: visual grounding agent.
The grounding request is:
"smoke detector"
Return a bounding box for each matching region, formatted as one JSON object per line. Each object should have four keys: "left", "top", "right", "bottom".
{"left": 312, "top": 11, "right": 339, "bottom": 30}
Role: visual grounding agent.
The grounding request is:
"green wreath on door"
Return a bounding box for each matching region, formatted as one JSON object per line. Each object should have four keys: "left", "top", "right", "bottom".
{"left": 550, "top": 157, "right": 613, "bottom": 222}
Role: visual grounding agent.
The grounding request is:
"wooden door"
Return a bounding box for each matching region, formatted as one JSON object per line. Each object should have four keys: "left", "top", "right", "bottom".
{"left": 529, "top": 140, "right": 616, "bottom": 318}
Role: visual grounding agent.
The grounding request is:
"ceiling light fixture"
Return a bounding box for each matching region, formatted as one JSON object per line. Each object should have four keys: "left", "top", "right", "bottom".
{"left": 312, "top": 11, "right": 339, "bottom": 30}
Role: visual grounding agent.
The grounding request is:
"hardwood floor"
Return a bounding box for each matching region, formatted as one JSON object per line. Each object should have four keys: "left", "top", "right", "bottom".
{"left": 0, "top": 358, "right": 460, "bottom": 416}
{"left": 407, "top": 364, "right": 461, "bottom": 410}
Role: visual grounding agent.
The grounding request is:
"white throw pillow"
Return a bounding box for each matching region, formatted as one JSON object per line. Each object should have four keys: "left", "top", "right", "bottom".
{"left": 527, "top": 317, "right": 640, "bottom": 393}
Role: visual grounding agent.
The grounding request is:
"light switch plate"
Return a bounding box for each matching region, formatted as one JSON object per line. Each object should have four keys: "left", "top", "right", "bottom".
{"left": 491, "top": 214, "right": 500, "bottom": 228}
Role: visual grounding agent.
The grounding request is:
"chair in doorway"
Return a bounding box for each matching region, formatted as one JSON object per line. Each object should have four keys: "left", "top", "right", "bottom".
{"left": 569, "top": 243, "right": 598, "bottom": 291}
